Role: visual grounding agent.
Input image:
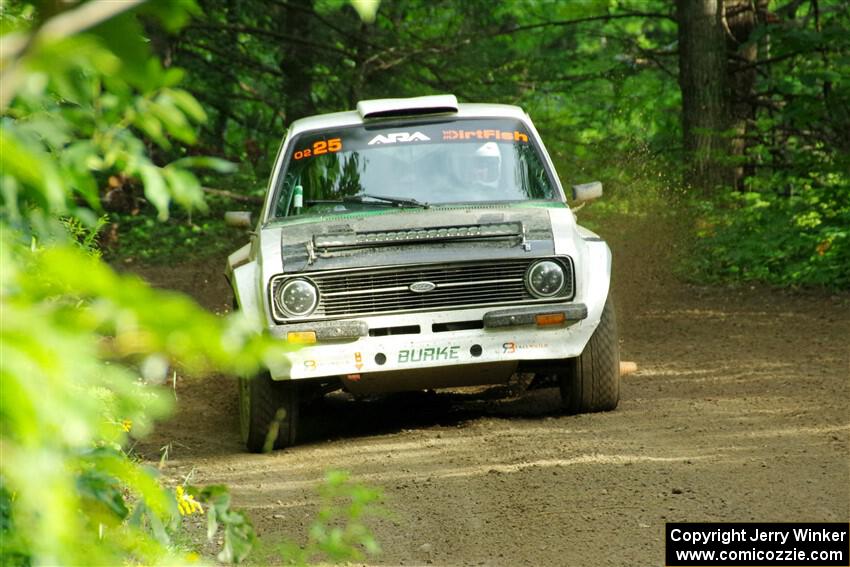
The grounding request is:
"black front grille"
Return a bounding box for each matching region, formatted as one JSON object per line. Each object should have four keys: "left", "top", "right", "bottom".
{"left": 271, "top": 258, "right": 573, "bottom": 321}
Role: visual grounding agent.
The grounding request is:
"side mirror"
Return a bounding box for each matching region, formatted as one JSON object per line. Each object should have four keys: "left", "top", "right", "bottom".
{"left": 224, "top": 211, "right": 252, "bottom": 229}
{"left": 571, "top": 181, "right": 603, "bottom": 204}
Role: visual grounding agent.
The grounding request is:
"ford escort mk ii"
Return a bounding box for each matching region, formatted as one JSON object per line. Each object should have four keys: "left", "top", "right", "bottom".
{"left": 225, "top": 95, "right": 619, "bottom": 452}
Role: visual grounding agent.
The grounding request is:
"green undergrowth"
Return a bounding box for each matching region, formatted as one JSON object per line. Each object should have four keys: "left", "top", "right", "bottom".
{"left": 567, "top": 154, "right": 849, "bottom": 290}
{"left": 684, "top": 188, "right": 850, "bottom": 289}
{"left": 104, "top": 196, "right": 250, "bottom": 265}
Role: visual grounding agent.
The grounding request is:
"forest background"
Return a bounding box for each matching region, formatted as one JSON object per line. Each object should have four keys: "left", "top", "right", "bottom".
{"left": 150, "top": 0, "right": 849, "bottom": 287}
{"left": 1, "top": 0, "right": 848, "bottom": 565}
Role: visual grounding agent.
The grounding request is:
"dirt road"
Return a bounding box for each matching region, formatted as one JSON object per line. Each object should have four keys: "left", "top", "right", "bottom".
{"left": 136, "top": 211, "right": 850, "bottom": 566}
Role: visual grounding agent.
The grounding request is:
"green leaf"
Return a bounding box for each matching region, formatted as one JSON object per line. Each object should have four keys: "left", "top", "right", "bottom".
{"left": 350, "top": 0, "right": 380, "bottom": 23}
{"left": 207, "top": 502, "right": 219, "bottom": 543}
{"left": 168, "top": 88, "right": 207, "bottom": 123}
{"left": 61, "top": 141, "right": 100, "bottom": 209}
{"left": 162, "top": 166, "right": 205, "bottom": 211}
{"left": 89, "top": 12, "right": 151, "bottom": 89}
{"left": 172, "top": 156, "right": 236, "bottom": 173}
{"left": 138, "top": 162, "right": 170, "bottom": 220}
{"left": 148, "top": 98, "right": 195, "bottom": 144}
{"left": 0, "top": 129, "right": 67, "bottom": 214}
{"left": 218, "top": 511, "right": 256, "bottom": 564}
{"left": 131, "top": 108, "right": 170, "bottom": 150}
{"left": 142, "top": 0, "right": 202, "bottom": 33}
{"left": 76, "top": 469, "right": 129, "bottom": 524}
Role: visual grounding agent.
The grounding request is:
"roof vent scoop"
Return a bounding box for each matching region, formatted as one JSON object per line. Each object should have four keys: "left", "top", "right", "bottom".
{"left": 356, "top": 94, "right": 458, "bottom": 119}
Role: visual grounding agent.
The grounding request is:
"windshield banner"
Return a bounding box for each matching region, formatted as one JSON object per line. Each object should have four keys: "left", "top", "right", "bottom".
{"left": 291, "top": 118, "right": 531, "bottom": 161}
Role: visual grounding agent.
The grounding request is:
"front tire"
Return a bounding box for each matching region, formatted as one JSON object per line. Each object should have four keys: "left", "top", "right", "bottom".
{"left": 559, "top": 299, "right": 620, "bottom": 413}
{"left": 240, "top": 372, "right": 299, "bottom": 453}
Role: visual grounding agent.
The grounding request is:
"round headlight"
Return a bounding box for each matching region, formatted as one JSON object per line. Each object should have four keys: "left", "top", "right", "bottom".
{"left": 276, "top": 278, "right": 318, "bottom": 317}
{"left": 525, "top": 260, "right": 566, "bottom": 298}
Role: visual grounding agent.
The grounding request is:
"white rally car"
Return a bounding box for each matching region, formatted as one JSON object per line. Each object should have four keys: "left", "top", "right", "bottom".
{"left": 225, "top": 95, "right": 619, "bottom": 452}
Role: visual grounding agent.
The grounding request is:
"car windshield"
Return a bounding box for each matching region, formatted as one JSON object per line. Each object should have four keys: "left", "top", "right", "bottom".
{"left": 272, "top": 117, "right": 559, "bottom": 219}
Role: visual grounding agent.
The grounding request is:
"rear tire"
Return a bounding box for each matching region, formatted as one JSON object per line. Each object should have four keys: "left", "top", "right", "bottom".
{"left": 240, "top": 372, "right": 299, "bottom": 453}
{"left": 559, "top": 299, "right": 620, "bottom": 413}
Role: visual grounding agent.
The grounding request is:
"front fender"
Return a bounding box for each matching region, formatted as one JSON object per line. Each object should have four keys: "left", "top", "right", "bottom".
{"left": 579, "top": 239, "right": 612, "bottom": 328}
{"left": 549, "top": 207, "right": 612, "bottom": 347}
{"left": 227, "top": 242, "right": 264, "bottom": 324}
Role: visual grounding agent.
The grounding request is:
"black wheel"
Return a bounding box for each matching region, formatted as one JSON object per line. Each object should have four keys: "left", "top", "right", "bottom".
{"left": 559, "top": 299, "right": 620, "bottom": 413}
{"left": 239, "top": 372, "right": 299, "bottom": 453}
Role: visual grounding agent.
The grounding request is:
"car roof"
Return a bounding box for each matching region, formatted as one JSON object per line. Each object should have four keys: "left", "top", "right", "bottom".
{"left": 288, "top": 97, "right": 530, "bottom": 137}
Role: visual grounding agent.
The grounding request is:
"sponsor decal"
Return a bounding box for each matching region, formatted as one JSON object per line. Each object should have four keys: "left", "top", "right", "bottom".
{"left": 354, "top": 352, "right": 363, "bottom": 370}
{"left": 368, "top": 131, "right": 431, "bottom": 145}
{"left": 503, "top": 341, "right": 548, "bottom": 354}
{"left": 398, "top": 346, "right": 460, "bottom": 364}
{"left": 304, "top": 360, "right": 317, "bottom": 370}
{"left": 442, "top": 129, "right": 529, "bottom": 143}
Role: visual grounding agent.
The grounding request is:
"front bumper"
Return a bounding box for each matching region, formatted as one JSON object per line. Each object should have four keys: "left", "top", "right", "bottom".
{"left": 268, "top": 303, "right": 591, "bottom": 380}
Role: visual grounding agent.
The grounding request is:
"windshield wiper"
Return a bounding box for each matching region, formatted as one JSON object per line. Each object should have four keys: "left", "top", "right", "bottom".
{"left": 303, "top": 194, "right": 430, "bottom": 209}
{"left": 343, "top": 194, "right": 430, "bottom": 209}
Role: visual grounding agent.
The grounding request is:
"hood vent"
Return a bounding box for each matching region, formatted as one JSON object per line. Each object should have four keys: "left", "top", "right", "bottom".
{"left": 313, "top": 222, "right": 524, "bottom": 251}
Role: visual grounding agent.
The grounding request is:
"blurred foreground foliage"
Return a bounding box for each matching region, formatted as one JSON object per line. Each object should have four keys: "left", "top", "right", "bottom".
{"left": 1, "top": 1, "right": 383, "bottom": 563}
{"left": 0, "top": 1, "right": 274, "bottom": 563}
{"left": 0, "top": 0, "right": 234, "bottom": 231}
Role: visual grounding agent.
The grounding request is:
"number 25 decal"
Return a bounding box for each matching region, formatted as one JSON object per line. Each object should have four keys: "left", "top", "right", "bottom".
{"left": 293, "top": 138, "right": 342, "bottom": 160}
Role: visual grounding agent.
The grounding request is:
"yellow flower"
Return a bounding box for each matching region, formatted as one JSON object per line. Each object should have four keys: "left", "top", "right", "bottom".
{"left": 120, "top": 419, "right": 132, "bottom": 432}
{"left": 176, "top": 485, "right": 203, "bottom": 516}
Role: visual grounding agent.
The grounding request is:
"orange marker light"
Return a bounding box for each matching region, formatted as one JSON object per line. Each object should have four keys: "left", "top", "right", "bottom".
{"left": 535, "top": 313, "right": 566, "bottom": 326}
{"left": 287, "top": 331, "right": 317, "bottom": 344}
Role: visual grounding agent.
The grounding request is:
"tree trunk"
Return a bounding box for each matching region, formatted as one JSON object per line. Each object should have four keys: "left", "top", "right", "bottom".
{"left": 724, "top": 0, "right": 769, "bottom": 190}
{"left": 677, "top": 0, "right": 733, "bottom": 194}
{"left": 279, "top": 0, "right": 316, "bottom": 123}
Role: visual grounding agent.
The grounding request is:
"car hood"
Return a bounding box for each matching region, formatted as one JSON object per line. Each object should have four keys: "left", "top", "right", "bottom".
{"left": 260, "top": 205, "right": 571, "bottom": 274}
